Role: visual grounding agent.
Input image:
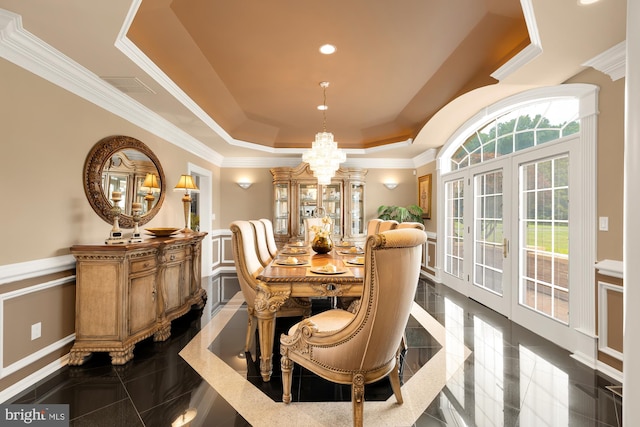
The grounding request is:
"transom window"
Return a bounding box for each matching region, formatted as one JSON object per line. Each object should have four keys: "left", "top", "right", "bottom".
{"left": 450, "top": 99, "right": 580, "bottom": 171}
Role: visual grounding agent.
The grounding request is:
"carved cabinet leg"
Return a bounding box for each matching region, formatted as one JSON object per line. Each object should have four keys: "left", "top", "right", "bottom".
{"left": 109, "top": 345, "right": 135, "bottom": 365}
{"left": 68, "top": 350, "right": 92, "bottom": 366}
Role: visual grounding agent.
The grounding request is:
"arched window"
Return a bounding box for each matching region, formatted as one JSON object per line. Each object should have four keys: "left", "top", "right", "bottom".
{"left": 450, "top": 99, "right": 580, "bottom": 171}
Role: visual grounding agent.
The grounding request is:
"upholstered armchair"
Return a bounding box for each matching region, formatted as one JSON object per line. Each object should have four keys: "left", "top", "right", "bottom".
{"left": 280, "top": 228, "right": 427, "bottom": 426}
{"left": 249, "top": 219, "right": 273, "bottom": 267}
{"left": 230, "top": 221, "right": 311, "bottom": 353}
{"left": 259, "top": 218, "right": 279, "bottom": 257}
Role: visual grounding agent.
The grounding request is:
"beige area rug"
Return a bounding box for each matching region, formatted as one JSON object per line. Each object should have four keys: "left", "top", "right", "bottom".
{"left": 180, "top": 293, "right": 471, "bottom": 427}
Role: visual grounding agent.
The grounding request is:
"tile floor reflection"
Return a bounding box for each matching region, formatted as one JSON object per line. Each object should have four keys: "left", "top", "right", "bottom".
{"left": 5, "top": 279, "right": 622, "bottom": 426}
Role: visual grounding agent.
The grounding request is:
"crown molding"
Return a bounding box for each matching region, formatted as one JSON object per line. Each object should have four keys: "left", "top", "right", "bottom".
{"left": 583, "top": 40, "right": 626, "bottom": 81}
{"left": 491, "top": 0, "right": 542, "bottom": 81}
{"left": 0, "top": 8, "right": 224, "bottom": 166}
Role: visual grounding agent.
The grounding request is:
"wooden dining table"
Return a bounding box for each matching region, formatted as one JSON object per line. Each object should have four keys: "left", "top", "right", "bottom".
{"left": 255, "top": 243, "right": 366, "bottom": 381}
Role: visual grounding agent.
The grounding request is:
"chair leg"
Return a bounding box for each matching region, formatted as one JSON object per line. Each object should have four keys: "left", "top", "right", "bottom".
{"left": 351, "top": 373, "right": 365, "bottom": 427}
{"left": 244, "top": 312, "right": 256, "bottom": 352}
{"left": 389, "top": 353, "right": 404, "bottom": 405}
{"left": 281, "top": 352, "right": 293, "bottom": 404}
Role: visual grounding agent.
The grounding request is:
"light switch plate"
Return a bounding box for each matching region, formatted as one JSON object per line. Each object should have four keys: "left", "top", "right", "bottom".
{"left": 599, "top": 216, "right": 609, "bottom": 231}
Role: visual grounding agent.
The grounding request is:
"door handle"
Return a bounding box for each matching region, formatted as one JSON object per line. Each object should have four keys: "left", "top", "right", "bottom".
{"left": 503, "top": 238, "right": 509, "bottom": 258}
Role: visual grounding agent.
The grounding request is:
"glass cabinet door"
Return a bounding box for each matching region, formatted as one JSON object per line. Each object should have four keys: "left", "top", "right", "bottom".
{"left": 350, "top": 183, "right": 365, "bottom": 236}
{"left": 298, "top": 183, "right": 318, "bottom": 238}
{"left": 322, "top": 182, "right": 342, "bottom": 236}
{"left": 274, "top": 183, "right": 289, "bottom": 236}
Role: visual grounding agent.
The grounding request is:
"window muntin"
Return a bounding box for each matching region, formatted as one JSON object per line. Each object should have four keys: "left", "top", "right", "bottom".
{"left": 445, "top": 179, "right": 465, "bottom": 278}
{"left": 451, "top": 100, "right": 579, "bottom": 171}
{"left": 519, "top": 155, "right": 570, "bottom": 323}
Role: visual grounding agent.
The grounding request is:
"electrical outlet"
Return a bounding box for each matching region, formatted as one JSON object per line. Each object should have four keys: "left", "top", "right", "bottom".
{"left": 31, "top": 322, "right": 41, "bottom": 340}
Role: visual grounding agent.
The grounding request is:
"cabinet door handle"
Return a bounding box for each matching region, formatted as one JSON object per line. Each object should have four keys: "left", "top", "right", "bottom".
{"left": 143, "top": 262, "right": 150, "bottom": 268}
{"left": 151, "top": 289, "right": 156, "bottom": 301}
{"left": 170, "top": 255, "right": 176, "bottom": 261}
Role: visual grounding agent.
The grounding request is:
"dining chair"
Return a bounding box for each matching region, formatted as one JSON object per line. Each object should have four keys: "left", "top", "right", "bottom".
{"left": 378, "top": 219, "right": 399, "bottom": 232}
{"left": 250, "top": 219, "right": 272, "bottom": 267}
{"left": 366, "top": 218, "right": 382, "bottom": 236}
{"left": 230, "top": 221, "right": 311, "bottom": 353}
{"left": 259, "top": 218, "right": 279, "bottom": 257}
{"left": 280, "top": 228, "right": 426, "bottom": 427}
{"left": 396, "top": 221, "right": 425, "bottom": 231}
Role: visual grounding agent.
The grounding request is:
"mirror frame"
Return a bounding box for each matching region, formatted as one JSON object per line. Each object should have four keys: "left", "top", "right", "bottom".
{"left": 84, "top": 135, "right": 166, "bottom": 228}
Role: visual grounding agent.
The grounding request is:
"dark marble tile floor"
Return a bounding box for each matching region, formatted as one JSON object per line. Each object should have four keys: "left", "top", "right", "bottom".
{"left": 4, "top": 279, "right": 622, "bottom": 426}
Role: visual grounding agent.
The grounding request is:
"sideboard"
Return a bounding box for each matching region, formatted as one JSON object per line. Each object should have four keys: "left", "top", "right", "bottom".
{"left": 69, "top": 232, "right": 207, "bottom": 365}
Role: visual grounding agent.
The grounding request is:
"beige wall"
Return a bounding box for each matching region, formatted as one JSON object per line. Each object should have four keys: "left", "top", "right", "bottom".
{"left": 0, "top": 58, "right": 219, "bottom": 265}
{"left": 567, "top": 67, "right": 624, "bottom": 261}
{"left": 416, "top": 161, "right": 438, "bottom": 234}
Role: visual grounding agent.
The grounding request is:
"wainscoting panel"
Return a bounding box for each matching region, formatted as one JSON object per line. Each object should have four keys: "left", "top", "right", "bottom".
{"left": 0, "top": 258, "right": 77, "bottom": 401}
{"left": 594, "top": 260, "right": 623, "bottom": 377}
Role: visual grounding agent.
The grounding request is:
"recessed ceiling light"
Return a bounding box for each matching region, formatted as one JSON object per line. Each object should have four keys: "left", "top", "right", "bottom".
{"left": 317, "top": 105, "right": 328, "bottom": 111}
{"left": 319, "top": 44, "right": 337, "bottom": 55}
{"left": 577, "top": 0, "right": 600, "bottom": 5}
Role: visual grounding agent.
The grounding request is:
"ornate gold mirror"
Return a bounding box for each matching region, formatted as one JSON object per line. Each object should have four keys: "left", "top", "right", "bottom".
{"left": 84, "top": 135, "right": 166, "bottom": 228}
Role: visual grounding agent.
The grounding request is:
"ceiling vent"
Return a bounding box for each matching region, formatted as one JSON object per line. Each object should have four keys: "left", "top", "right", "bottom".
{"left": 102, "top": 76, "right": 156, "bottom": 94}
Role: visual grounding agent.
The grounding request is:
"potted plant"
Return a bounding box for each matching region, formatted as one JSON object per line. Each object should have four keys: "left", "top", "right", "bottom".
{"left": 377, "top": 204, "right": 424, "bottom": 223}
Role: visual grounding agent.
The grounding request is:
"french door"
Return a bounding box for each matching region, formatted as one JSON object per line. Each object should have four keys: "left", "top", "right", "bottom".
{"left": 442, "top": 138, "right": 577, "bottom": 330}
{"left": 468, "top": 160, "right": 512, "bottom": 315}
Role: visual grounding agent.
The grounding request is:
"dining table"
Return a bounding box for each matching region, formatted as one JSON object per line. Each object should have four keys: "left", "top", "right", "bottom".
{"left": 254, "top": 242, "right": 366, "bottom": 381}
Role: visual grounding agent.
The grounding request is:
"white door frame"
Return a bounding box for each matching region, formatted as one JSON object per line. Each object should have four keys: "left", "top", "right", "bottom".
{"left": 188, "top": 162, "right": 212, "bottom": 277}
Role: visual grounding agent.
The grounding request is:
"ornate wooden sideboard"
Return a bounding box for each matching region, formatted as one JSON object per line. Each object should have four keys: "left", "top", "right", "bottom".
{"left": 69, "top": 232, "right": 207, "bottom": 365}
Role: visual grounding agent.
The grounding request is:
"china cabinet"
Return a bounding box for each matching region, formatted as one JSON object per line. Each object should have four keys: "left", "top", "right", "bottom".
{"left": 270, "top": 163, "right": 367, "bottom": 247}
{"left": 69, "top": 232, "right": 207, "bottom": 365}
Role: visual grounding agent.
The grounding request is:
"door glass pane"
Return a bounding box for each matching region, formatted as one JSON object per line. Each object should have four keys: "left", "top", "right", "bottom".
{"left": 322, "top": 183, "right": 342, "bottom": 236}
{"left": 299, "top": 184, "right": 317, "bottom": 238}
{"left": 445, "top": 179, "right": 464, "bottom": 278}
{"left": 474, "top": 170, "right": 504, "bottom": 295}
{"left": 519, "top": 155, "right": 569, "bottom": 324}
{"left": 274, "top": 183, "right": 289, "bottom": 236}
{"left": 350, "top": 183, "right": 364, "bottom": 235}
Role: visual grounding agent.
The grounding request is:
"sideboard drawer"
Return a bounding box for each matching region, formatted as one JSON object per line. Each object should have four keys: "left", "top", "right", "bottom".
{"left": 130, "top": 256, "right": 157, "bottom": 273}
{"left": 165, "top": 248, "right": 187, "bottom": 263}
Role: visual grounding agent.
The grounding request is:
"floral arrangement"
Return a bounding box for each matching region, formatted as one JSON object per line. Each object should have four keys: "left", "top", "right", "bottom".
{"left": 309, "top": 216, "right": 333, "bottom": 239}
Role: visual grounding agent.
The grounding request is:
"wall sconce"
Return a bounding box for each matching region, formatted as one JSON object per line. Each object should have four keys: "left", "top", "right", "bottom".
{"left": 237, "top": 181, "right": 252, "bottom": 189}
{"left": 383, "top": 182, "right": 398, "bottom": 190}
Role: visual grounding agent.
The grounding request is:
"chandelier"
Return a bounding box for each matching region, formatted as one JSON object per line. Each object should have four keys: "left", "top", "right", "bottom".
{"left": 302, "top": 81, "right": 346, "bottom": 185}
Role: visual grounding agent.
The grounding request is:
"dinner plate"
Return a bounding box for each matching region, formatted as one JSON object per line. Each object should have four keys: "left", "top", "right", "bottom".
{"left": 281, "top": 249, "right": 308, "bottom": 255}
{"left": 275, "top": 260, "right": 307, "bottom": 266}
{"left": 345, "top": 258, "right": 365, "bottom": 265}
{"left": 334, "top": 242, "right": 354, "bottom": 248}
{"left": 337, "top": 249, "right": 364, "bottom": 255}
{"left": 310, "top": 267, "right": 348, "bottom": 275}
{"left": 286, "top": 242, "right": 306, "bottom": 248}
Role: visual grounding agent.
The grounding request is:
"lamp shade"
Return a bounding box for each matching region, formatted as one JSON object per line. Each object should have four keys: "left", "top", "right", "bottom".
{"left": 142, "top": 173, "right": 160, "bottom": 190}
{"left": 174, "top": 174, "right": 199, "bottom": 192}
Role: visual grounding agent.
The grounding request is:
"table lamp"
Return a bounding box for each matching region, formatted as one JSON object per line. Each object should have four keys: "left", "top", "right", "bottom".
{"left": 141, "top": 173, "right": 160, "bottom": 213}
{"left": 174, "top": 174, "right": 199, "bottom": 233}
